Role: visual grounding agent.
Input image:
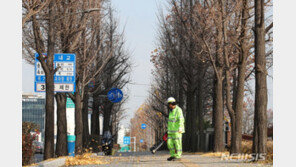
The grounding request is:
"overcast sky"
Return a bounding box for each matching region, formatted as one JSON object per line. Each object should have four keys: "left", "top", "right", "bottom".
{"left": 22, "top": 0, "right": 273, "bottom": 129}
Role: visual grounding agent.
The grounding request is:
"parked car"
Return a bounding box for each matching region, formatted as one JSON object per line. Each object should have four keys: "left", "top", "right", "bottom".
{"left": 33, "top": 141, "right": 44, "bottom": 154}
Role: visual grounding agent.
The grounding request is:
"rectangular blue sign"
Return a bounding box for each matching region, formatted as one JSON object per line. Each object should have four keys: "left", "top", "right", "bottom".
{"left": 54, "top": 53, "right": 76, "bottom": 62}
{"left": 34, "top": 53, "right": 76, "bottom": 92}
{"left": 35, "top": 76, "right": 76, "bottom": 83}
{"left": 123, "top": 136, "right": 131, "bottom": 145}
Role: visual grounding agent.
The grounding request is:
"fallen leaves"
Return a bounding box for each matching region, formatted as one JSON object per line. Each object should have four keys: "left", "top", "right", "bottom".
{"left": 23, "top": 163, "right": 38, "bottom": 167}
{"left": 65, "top": 153, "right": 110, "bottom": 166}
{"left": 200, "top": 140, "right": 273, "bottom": 164}
{"left": 201, "top": 152, "right": 229, "bottom": 157}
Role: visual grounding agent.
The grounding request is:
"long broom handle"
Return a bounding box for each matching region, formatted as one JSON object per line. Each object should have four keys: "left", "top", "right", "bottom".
{"left": 153, "top": 140, "right": 165, "bottom": 152}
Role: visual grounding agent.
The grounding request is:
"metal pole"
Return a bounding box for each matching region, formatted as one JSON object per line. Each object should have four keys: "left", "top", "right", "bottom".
{"left": 131, "top": 129, "right": 134, "bottom": 152}
{"left": 134, "top": 137, "right": 136, "bottom": 152}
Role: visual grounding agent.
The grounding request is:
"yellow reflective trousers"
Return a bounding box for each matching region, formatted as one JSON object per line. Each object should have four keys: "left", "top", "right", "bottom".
{"left": 167, "top": 133, "right": 182, "bottom": 158}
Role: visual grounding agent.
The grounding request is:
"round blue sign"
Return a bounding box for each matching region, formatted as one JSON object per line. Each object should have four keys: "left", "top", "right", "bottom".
{"left": 140, "top": 139, "right": 144, "bottom": 143}
{"left": 141, "top": 124, "right": 146, "bottom": 129}
{"left": 107, "top": 88, "right": 123, "bottom": 103}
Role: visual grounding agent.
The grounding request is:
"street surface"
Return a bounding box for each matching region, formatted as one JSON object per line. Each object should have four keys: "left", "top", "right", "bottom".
{"left": 70, "top": 151, "right": 273, "bottom": 167}
{"left": 34, "top": 153, "right": 43, "bottom": 163}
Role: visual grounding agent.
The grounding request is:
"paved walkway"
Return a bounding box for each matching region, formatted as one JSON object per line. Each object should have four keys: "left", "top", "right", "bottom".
{"left": 70, "top": 151, "right": 273, "bottom": 167}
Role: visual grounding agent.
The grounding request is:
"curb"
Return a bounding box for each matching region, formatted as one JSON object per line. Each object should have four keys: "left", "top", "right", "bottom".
{"left": 31, "top": 157, "right": 66, "bottom": 167}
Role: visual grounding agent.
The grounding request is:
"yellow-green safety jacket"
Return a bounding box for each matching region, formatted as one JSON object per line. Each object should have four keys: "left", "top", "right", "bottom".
{"left": 168, "top": 105, "right": 185, "bottom": 134}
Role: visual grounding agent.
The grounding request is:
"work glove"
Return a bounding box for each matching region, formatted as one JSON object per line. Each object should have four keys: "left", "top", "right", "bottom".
{"left": 178, "top": 128, "right": 184, "bottom": 133}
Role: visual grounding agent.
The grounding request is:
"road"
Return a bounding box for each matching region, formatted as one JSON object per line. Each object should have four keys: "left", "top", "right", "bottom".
{"left": 34, "top": 153, "right": 43, "bottom": 163}
{"left": 71, "top": 151, "right": 273, "bottom": 167}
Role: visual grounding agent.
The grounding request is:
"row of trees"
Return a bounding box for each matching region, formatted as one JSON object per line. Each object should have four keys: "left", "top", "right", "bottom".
{"left": 22, "top": 0, "right": 131, "bottom": 160}
{"left": 144, "top": 0, "right": 272, "bottom": 157}
{"left": 129, "top": 104, "right": 155, "bottom": 152}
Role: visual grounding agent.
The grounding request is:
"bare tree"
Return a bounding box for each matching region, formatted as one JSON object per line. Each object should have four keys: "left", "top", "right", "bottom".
{"left": 253, "top": 0, "right": 268, "bottom": 156}
{"left": 31, "top": 0, "right": 56, "bottom": 159}
{"left": 23, "top": 0, "right": 62, "bottom": 158}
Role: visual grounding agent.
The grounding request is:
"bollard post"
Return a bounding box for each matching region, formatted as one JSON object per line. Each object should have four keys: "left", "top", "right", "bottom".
{"left": 67, "top": 135, "right": 76, "bottom": 157}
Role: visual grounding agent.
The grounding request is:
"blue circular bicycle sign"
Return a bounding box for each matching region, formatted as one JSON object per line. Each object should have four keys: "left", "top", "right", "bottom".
{"left": 141, "top": 124, "right": 146, "bottom": 129}
{"left": 107, "top": 88, "right": 123, "bottom": 103}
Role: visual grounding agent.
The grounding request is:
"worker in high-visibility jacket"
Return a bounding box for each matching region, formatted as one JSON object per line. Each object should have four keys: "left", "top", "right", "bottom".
{"left": 166, "top": 97, "right": 185, "bottom": 161}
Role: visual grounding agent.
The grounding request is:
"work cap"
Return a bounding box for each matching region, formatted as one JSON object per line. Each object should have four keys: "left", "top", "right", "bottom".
{"left": 167, "top": 97, "right": 176, "bottom": 104}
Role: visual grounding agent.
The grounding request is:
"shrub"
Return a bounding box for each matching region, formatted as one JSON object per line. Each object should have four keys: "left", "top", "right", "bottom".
{"left": 22, "top": 122, "right": 39, "bottom": 166}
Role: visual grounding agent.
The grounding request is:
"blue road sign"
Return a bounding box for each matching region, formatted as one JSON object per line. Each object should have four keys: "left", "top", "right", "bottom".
{"left": 141, "top": 123, "right": 146, "bottom": 129}
{"left": 88, "top": 80, "right": 95, "bottom": 88}
{"left": 34, "top": 53, "right": 76, "bottom": 93}
{"left": 107, "top": 88, "right": 123, "bottom": 103}
{"left": 123, "top": 136, "right": 131, "bottom": 145}
{"left": 140, "top": 139, "right": 144, "bottom": 143}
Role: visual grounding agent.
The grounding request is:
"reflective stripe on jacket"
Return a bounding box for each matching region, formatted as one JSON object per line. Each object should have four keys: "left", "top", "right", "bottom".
{"left": 168, "top": 105, "right": 185, "bottom": 134}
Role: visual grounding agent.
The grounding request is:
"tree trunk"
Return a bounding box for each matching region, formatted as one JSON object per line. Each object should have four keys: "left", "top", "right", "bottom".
{"left": 82, "top": 87, "right": 89, "bottom": 149}
{"left": 230, "top": 116, "right": 236, "bottom": 151}
{"left": 253, "top": 0, "right": 268, "bottom": 155}
{"left": 55, "top": 93, "right": 68, "bottom": 156}
{"left": 112, "top": 112, "right": 118, "bottom": 143}
{"left": 230, "top": 32, "right": 248, "bottom": 154}
{"left": 43, "top": 0, "right": 56, "bottom": 160}
{"left": 213, "top": 73, "right": 224, "bottom": 152}
{"left": 178, "top": 73, "right": 184, "bottom": 109}
{"left": 252, "top": 113, "right": 259, "bottom": 153}
{"left": 212, "top": 3, "right": 225, "bottom": 151}
{"left": 184, "top": 85, "right": 196, "bottom": 152}
{"left": 74, "top": 83, "right": 83, "bottom": 154}
{"left": 231, "top": 0, "right": 249, "bottom": 154}
{"left": 191, "top": 93, "right": 197, "bottom": 152}
{"left": 232, "top": 69, "right": 238, "bottom": 110}
{"left": 91, "top": 96, "right": 100, "bottom": 135}
{"left": 44, "top": 73, "right": 55, "bottom": 159}
{"left": 103, "top": 102, "right": 113, "bottom": 133}
{"left": 212, "top": 75, "right": 216, "bottom": 128}
{"left": 197, "top": 70, "right": 205, "bottom": 151}
{"left": 231, "top": 61, "right": 246, "bottom": 153}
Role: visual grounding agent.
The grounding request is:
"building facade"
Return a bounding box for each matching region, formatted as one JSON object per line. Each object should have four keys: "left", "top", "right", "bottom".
{"left": 22, "top": 93, "right": 45, "bottom": 142}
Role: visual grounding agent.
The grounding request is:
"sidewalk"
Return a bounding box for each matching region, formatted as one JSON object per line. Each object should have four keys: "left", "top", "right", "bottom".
{"left": 69, "top": 151, "right": 273, "bottom": 167}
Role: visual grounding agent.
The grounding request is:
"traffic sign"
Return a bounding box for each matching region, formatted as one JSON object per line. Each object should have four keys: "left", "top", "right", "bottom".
{"left": 141, "top": 123, "right": 146, "bottom": 129}
{"left": 34, "top": 53, "right": 76, "bottom": 92}
{"left": 107, "top": 88, "right": 123, "bottom": 103}
{"left": 140, "top": 139, "right": 144, "bottom": 143}
{"left": 123, "top": 136, "right": 131, "bottom": 145}
{"left": 66, "top": 97, "right": 75, "bottom": 108}
{"left": 88, "top": 80, "right": 95, "bottom": 88}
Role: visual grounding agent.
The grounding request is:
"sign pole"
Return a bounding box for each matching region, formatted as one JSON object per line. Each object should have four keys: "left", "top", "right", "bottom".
{"left": 134, "top": 137, "right": 136, "bottom": 152}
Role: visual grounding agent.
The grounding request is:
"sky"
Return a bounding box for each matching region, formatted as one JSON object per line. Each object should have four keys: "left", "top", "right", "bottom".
{"left": 22, "top": 0, "right": 273, "bottom": 129}
{"left": 110, "top": 0, "right": 162, "bottom": 127}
